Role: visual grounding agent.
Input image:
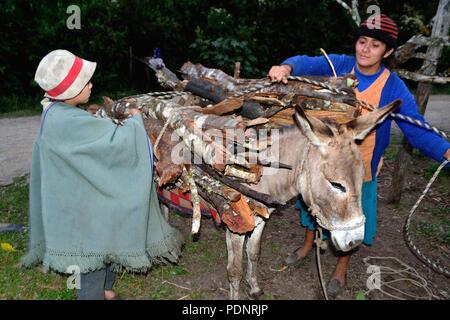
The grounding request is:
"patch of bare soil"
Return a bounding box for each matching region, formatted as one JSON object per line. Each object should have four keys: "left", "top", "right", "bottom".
{"left": 167, "top": 155, "right": 450, "bottom": 300}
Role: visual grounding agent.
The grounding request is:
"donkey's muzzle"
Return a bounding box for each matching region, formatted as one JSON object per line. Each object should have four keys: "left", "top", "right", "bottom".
{"left": 330, "top": 223, "right": 364, "bottom": 252}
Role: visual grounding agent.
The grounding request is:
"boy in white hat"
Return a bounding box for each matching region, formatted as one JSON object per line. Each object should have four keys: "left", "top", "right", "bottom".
{"left": 22, "top": 50, "right": 184, "bottom": 300}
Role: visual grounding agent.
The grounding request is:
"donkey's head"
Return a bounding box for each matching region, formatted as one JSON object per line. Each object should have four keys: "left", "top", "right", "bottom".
{"left": 294, "top": 100, "right": 401, "bottom": 252}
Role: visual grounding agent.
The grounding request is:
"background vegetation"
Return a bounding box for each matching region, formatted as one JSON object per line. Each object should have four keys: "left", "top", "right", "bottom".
{"left": 0, "top": 0, "right": 448, "bottom": 115}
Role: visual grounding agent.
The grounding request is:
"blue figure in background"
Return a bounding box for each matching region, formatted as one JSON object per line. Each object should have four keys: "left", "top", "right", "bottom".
{"left": 146, "top": 47, "right": 179, "bottom": 89}
{"left": 153, "top": 47, "right": 161, "bottom": 59}
{"left": 148, "top": 47, "right": 165, "bottom": 70}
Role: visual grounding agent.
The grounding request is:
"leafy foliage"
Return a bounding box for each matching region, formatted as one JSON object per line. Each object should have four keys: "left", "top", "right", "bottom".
{"left": 0, "top": 0, "right": 447, "bottom": 113}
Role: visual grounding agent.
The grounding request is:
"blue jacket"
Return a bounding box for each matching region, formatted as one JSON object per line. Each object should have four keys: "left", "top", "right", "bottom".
{"left": 283, "top": 54, "right": 450, "bottom": 177}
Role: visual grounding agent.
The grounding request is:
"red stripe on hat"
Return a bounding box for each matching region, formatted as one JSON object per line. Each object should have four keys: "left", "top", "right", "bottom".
{"left": 46, "top": 57, "right": 83, "bottom": 97}
{"left": 382, "top": 29, "right": 398, "bottom": 38}
{"left": 382, "top": 25, "right": 398, "bottom": 33}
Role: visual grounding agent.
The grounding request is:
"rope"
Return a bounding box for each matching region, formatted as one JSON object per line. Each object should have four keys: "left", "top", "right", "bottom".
{"left": 320, "top": 48, "right": 337, "bottom": 78}
{"left": 353, "top": 98, "right": 449, "bottom": 141}
{"left": 404, "top": 159, "right": 450, "bottom": 278}
{"left": 287, "top": 76, "right": 349, "bottom": 95}
{"left": 226, "top": 74, "right": 449, "bottom": 143}
{"left": 284, "top": 76, "right": 449, "bottom": 141}
{"left": 153, "top": 113, "right": 174, "bottom": 152}
{"left": 390, "top": 113, "right": 449, "bottom": 140}
{"left": 230, "top": 81, "right": 276, "bottom": 98}
{"left": 315, "top": 227, "right": 329, "bottom": 300}
{"left": 129, "top": 91, "right": 186, "bottom": 99}
{"left": 362, "top": 256, "right": 441, "bottom": 300}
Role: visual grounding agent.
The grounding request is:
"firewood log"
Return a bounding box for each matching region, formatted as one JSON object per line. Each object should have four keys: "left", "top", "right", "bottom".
{"left": 143, "top": 118, "right": 184, "bottom": 186}
{"left": 229, "top": 196, "right": 255, "bottom": 234}
{"left": 191, "top": 166, "right": 241, "bottom": 202}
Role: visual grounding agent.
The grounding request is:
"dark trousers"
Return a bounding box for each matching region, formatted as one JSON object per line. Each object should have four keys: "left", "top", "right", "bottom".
{"left": 76, "top": 265, "right": 116, "bottom": 300}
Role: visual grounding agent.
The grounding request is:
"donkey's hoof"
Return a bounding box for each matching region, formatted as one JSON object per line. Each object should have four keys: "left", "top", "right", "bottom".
{"left": 248, "top": 289, "right": 264, "bottom": 300}
{"left": 248, "top": 288, "right": 264, "bottom": 300}
{"left": 243, "top": 280, "right": 264, "bottom": 299}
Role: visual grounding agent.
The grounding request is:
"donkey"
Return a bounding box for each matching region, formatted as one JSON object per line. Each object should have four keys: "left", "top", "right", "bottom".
{"left": 224, "top": 100, "right": 401, "bottom": 299}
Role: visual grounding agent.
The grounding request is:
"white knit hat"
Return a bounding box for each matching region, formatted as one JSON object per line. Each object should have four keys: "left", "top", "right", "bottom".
{"left": 34, "top": 49, "right": 96, "bottom": 100}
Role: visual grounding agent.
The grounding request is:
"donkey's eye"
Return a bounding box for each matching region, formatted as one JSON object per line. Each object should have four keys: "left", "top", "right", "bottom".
{"left": 330, "top": 182, "right": 346, "bottom": 193}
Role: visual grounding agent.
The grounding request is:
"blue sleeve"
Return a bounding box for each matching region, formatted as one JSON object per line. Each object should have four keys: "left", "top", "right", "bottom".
{"left": 386, "top": 74, "right": 450, "bottom": 163}
{"left": 282, "top": 54, "right": 355, "bottom": 77}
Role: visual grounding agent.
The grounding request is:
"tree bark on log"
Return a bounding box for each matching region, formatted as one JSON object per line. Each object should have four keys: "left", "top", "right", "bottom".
{"left": 191, "top": 166, "right": 242, "bottom": 202}
{"left": 180, "top": 62, "right": 358, "bottom": 106}
{"left": 390, "top": 34, "right": 450, "bottom": 69}
{"left": 197, "top": 164, "right": 284, "bottom": 206}
{"left": 394, "top": 69, "right": 450, "bottom": 84}
{"left": 143, "top": 118, "right": 184, "bottom": 186}
{"left": 196, "top": 187, "right": 224, "bottom": 227}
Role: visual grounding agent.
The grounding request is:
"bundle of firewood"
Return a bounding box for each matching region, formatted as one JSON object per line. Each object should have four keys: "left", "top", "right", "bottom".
{"left": 93, "top": 61, "right": 361, "bottom": 235}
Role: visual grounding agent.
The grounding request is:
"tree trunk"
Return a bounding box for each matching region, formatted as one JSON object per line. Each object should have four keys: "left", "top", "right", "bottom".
{"left": 388, "top": 0, "right": 449, "bottom": 203}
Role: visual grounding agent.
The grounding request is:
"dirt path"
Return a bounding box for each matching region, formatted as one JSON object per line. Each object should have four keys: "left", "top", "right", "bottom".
{"left": 0, "top": 116, "right": 40, "bottom": 186}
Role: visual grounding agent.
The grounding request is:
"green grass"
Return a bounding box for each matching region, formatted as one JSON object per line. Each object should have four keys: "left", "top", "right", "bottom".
{"left": 411, "top": 204, "right": 450, "bottom": 246}
{"left": 423, "top": 162, "right": 450, "bottom": 181}
{"left": 0, "top": 178, "right": 225, "bottom": 299}
{"left": 0, "top": 177, "right": 76, "bottom": 300}
{"left": 407, "top": 158, "right": 450, "bottom": 247}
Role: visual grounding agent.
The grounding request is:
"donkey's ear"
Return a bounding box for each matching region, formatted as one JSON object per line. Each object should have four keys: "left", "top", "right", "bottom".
{"left": 345, "top": 99, "right": 402, "bottom": 140}
{"left": 294, "top": 105, "right": 334, "bottom": 150}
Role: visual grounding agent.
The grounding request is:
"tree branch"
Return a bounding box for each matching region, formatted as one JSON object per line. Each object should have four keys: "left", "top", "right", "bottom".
{"left": 394, "top": 69, "right": 450, "bottom": 84}
{"left": 335, "top": 0, "right": 361, "bottom": 26}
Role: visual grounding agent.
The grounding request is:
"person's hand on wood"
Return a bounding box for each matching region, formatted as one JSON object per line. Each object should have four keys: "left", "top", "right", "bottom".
{"left": 129, "top": 108, "right": 141, "bottom": 116}
{"left": 268, "top": 64, "right": 292, "bottom": 84}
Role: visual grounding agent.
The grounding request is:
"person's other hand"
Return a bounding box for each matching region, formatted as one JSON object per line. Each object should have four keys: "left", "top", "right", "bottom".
{"left": 268, "top": 65, "right": 292, "bottom": 84}
{"left": 444, "top": 148, "right": 450, "bottom": 160}
{"left": 129, "top": 108, "right": 142, "bottom": 116}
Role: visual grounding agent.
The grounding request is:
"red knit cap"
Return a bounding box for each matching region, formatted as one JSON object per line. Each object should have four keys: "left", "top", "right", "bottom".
{"left": 356, "top": 14, "right": 398, "bottom": 49}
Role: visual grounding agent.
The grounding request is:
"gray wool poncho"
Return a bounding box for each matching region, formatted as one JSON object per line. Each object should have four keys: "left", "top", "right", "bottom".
{"left": 21, "top": 101, "right": 184, "bottom": 273}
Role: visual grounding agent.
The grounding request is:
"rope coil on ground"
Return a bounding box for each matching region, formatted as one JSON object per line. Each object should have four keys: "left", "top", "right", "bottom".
{"left": 362, "top": 256, "right": 442, "bottom": 300}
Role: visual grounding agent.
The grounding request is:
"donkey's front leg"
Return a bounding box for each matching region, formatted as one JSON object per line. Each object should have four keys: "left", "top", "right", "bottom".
{"left": 225, "top": 228, "right": 246, "bottom": 300}
{"left": 245, "top": 216, "right": 266, "bottom": 299}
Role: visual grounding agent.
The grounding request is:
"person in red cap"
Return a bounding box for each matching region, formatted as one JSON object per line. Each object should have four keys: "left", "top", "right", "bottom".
{"left": 22, "top": 50, "right": 184, "bottom": 300}
{"left": 269, "top": 14, "right": 450, "bottom": 298}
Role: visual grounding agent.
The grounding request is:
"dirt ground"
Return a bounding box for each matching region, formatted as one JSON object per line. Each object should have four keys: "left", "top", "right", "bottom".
{"left": 0, "top": 96, "right": 449, "bottom": 300}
